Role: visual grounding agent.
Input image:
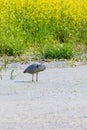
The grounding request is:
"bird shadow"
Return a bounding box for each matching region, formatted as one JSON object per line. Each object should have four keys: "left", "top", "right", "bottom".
{"left": 15, "top": 80, "right": 33, "bottom": 83}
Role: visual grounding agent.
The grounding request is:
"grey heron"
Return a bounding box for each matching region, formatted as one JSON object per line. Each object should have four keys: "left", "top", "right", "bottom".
{"left": 24, "top": 63, "right": 46, "bottom": 82}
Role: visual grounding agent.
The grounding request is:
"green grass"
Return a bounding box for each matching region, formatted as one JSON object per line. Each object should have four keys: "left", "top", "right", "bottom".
{"left": 0, "top": 0, "right": 87, "bottom": 59}
{"left": 42, "top": 43, "right": 74, "bottom": 59}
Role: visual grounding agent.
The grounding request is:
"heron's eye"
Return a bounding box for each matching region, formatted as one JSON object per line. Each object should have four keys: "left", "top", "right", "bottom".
{"left": 36, "top": 65, "right": 39, "bottom": 68}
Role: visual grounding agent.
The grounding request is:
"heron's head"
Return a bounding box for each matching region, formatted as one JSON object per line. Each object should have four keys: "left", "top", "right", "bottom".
{"left": 37, "top": 64, "right": 46, "bottom": 72}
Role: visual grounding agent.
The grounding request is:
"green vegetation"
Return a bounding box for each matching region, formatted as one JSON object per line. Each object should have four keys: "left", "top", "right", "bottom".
{"left": 0, "top": 0, "right": 87, "bottom": 59}
{"left": 43, "top": 43, "right": 74, "bottom": 59}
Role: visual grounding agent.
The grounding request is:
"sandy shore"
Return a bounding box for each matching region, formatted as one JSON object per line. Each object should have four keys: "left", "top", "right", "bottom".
{"left": 0, "top": 62, "right": 87, "bottom": 130}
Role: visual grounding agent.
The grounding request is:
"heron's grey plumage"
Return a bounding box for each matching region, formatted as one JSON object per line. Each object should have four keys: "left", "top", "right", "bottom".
{"left": 24, "top": 63, "right": 46, "bottom": 81}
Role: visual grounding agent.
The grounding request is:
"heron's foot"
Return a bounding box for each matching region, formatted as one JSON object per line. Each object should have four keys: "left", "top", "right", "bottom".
{"left": 36, "top": 79, "right": 38, "bottom": 82}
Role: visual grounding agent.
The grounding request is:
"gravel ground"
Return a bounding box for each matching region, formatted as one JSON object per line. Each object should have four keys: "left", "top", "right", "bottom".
{"left": 0, "top": 61, "right": 87, "bottom": 130}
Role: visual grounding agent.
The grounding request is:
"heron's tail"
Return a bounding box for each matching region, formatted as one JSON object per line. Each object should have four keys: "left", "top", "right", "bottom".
{"left": 24, "top": 70, "right": 26, "bottom": 73}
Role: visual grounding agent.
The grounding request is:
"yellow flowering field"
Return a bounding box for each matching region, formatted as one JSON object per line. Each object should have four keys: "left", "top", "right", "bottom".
{"left": 0, "top": 0, "right": 87, "bottom": 56}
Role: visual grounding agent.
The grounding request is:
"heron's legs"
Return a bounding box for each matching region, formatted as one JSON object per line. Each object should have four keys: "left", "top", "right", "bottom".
{"left": 32, "top": 73, "right": 34, "bottom": 82}
{"left": 36, "top": 72, "right": 38, "bottom": 82}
